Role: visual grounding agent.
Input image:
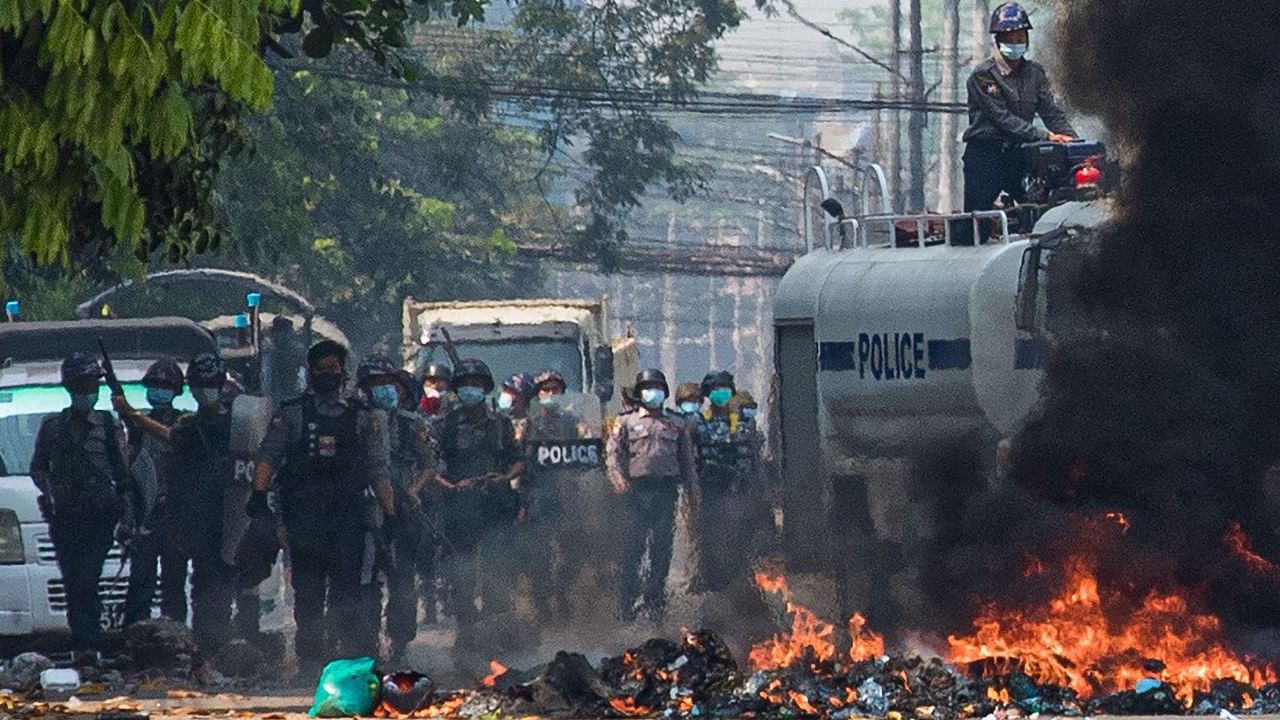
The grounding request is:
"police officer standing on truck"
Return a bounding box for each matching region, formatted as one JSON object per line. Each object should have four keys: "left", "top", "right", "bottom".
{"left": 29, "top": 353, "right": 135, "bottom": 664}
{"left": 960, "top": 2, "right": 1076, "bottom": 243}
{"left": 122, "top": 358, "right": 190, "bottom": 626}
{"left": 607, "top": 369, "right": 698, "bottom": 621}
{"left": 356, "top": 354, "right": 440, "bottom": 664}
{"left": 250, "top": 341, "right": 395, "bottom": 674}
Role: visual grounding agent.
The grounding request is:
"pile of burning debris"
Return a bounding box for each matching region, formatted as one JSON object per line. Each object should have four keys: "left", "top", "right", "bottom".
{"left": 377, "top": 566, "right": 1280, "bottom": 719}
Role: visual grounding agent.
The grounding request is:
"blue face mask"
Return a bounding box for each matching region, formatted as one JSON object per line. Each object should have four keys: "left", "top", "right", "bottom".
{"left": 640, "top": 388, "right": 666, "bottom": 409}
{"left": 539, "top": 395, "right": 561, "bottom": 410}
{"left": 741, "top": 408, "right": 757, "bottom": 421}
{"left": 497, "top": 392, "right": 515, "bottom": 412}
{"left": 70, "top": 393, "right": 98, "bottom": 411}
{"left": 998, "top": 42, "right": 1028, "bottom": 60}
{"left": 146, "top": 388, "right": 176, "bottom": 406}
{"left": 708, "top": 388, "right": 733, "bottom": 408}
{"left": 457, "top": 386, "right": 486, "bottom": 407}
{"left": 370, "top": 384, "right": 399, "bottom": 410}
{"left": 679, "top": 401, "right": 701, "bottom": 415}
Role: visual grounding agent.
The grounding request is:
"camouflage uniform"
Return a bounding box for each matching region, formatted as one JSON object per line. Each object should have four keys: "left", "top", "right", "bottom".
{"left": 694, "top": 409, "right": 763, "bottom": 593}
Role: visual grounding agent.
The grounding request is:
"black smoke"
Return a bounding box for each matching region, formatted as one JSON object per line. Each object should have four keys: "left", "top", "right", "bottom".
{"left": 919, "top": 0, "right": 1280, "bottom": 631}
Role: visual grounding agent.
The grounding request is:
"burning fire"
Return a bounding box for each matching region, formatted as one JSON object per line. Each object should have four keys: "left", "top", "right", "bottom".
{"left": 749, "top": 572, "right": 885, "bottom": 671}
{"left": 482, "top": 660, "right": 508, "bottom": 688}
{"left": 946, "top": 556, "right": 1277, "bottom": 703}
{"left": 1225, "top": 520, "right": 1277, "bottom": 575}
{"left": 608, "top": 697, "right": 653, "bottom": 716}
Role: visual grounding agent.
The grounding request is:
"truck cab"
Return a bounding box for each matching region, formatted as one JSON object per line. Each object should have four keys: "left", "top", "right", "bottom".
{"left": 401, "top": 297, "right": 638, "bottom": 417}
{"left": 0, "top": 318, "right": 212, "bottom": 647}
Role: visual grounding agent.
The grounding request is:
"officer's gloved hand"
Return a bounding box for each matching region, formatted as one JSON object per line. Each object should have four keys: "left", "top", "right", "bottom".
{"left": 114, "top": 523, "right": 134, "bottom": 547}
{"left": 246, "top": 490, "right": 271, "bottom": 518}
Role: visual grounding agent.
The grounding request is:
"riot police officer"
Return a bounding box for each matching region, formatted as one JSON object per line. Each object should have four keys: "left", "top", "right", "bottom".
{"left": 436, "top": 359, "right": 521, "bottom": 654}
{"left": 675, "top": 383, "right": 704, "bottom": 420}
{"left": 606, "top": 369, "right": 698, "bottom": 621}
{"left": 29, "top": 353, "right": 135, "bottom": 662}
{"left": 357, "top": 354, "right": 440, "bottom": 664}
{"left": 498, "top": 372, "right": 535, "bottom": 443}
{"left": 960, "top": 2, "right": 1076, "bottom": 244}
{"left": 116, "top": 354, "right": 240, "bottom": 664}
{"left": 122, "top": 358, "right": 190, "bottom": 626}
{"left": 692, "top": 371, "right": 763, "bottom": 594}
{"left": 419, "top": 362, "right": 454, "bottom": 422}
{"left": 251, "top": 341, "right": 395, "bottom": 672}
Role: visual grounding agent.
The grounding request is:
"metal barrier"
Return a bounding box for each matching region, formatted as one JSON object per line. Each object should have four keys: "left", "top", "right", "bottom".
{"left": 802, "top": 166, "right": 836, "bottom": 253}
{"left": 850, "top": 210, "right": 1011, "bottom": 249}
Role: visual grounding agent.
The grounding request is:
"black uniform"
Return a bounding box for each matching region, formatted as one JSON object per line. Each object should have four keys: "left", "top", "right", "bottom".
{"left": 169, "top": 410, "right": 238, "bottom": 657}
{"left": 257, "top": 394, "right": 390, "bottom": 662}
{"left": 29, "top": 409, "right": 133, "bottom": 651}
{"left": 960, "top": 55, "right": 1076, "bottom": 243}
{"left": 123, "top": 406, "right": 190, "bottom": 625}
{"left": 693, "top": 409, "right": 763, "bottom": 593}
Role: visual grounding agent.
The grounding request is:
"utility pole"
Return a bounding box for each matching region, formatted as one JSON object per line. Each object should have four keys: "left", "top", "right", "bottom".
{"left": 938, "top": 0, "right": 962, "bottom": 211}
{"left": 973, "top": 0, "right": 991, "bottom": 66}
{"left": 887, "top": 0, "right": 902, "bottom": 212}
{"left": 906, "top": 0, "right": 926, "bottom": 211}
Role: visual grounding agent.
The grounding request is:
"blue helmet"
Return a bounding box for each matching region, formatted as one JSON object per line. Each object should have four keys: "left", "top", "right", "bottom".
{"left": 990, "top": 2, "right": 1032, "bottom": 33}
{"left": 60, "top": 352, "right": 103, "bottom": 386}
{"left": 186, "top": 353, "right": 227, "bottom": 389}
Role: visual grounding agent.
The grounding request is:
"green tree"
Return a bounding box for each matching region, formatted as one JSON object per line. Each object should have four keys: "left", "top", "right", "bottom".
{"left": 214, "top": 59, "right": 549, "bottom": 347}
{"left": 0, "top": 0, "right": 485, "bottom": 282}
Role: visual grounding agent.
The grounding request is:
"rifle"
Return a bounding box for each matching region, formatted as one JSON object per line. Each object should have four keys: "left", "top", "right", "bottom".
{"left": 96, "top": 337, "right": 125, "bottom": 397}
{"left": 436, "top": 326, "right": 463, "bottom": 368}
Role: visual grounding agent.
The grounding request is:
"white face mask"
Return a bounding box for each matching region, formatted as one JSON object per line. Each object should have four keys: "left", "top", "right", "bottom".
{"left": 497, "top": 392, "right": 515, "bottom": 411}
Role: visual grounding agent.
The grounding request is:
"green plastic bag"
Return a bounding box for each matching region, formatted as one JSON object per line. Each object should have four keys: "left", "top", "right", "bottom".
{"left": 308, "top": 657, "right": 380, "bottom": 717}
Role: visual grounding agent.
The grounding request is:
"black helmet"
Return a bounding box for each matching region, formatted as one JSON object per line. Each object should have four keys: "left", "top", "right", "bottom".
{"left": 356, "top": 353, "right": 400, "bottom": 388}
{"left": 989, "top": 2, "right": 1032, "bottom": 33}
{"left": 634, "top": 368, "right": 669, "bottom": 395}
{"left": 142, "top": 357, "right": 184, "bottom": 391}
{"left": 60, "top": 352, "right": 103, "bottom": 386}
{"left": 502, "top": 372, "right": 536, "bottom": 400}
{"left": 533, "top": 369, "right": 567, "bottom": 393}
{"left": 307, "top": 339, "right": 348, "bottom": 369}
{"left": 422, "top": 362, "right": 453, "bottom": 383}
{"left": 700, "top": 370, "right": 736, "bottom": 396}
{"left": 453, "top": 358, "right": 494, "bottom": 393}
{"left": 186, "top": 353, "right": 227, "bottom": 388}
{"left": 395, "top": 369, "right": 421, "bottom": 407}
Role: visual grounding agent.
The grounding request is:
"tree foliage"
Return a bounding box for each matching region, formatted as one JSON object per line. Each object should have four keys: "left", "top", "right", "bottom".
{"left": 0, "top": 0, "right": 288, "bottom": 270}
{"left": 214, "top": 60, "right": 548, "bottom": 347}
{"left": 0, "top": 0, "right": 486, "bottom": 280}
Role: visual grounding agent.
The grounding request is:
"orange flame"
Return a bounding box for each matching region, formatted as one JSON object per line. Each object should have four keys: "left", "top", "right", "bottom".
{"left": 849, "top": 612, "right": 886, "bottom": 661}
{"left": 609, "top": 697, "right": 653, "bottom": 716}
{"left": 987, "top": 687, "right": 1012, "bottom": 705}
{"left": 1225, "top": 521, "right": 1276, "bottom": 574}
{"left": 946, "top": 556, "right": 1277, "bottom": 704}
{"left": 751, "top": 572, "right": 883, "bottom": 671}
{"left": 482, "top": 660, "right": 508, "bottom": 688}
{"left": 788, "top": 690, "right": 819, "bottom": 715}
{"left": 1104, "top": 511, "right": 1131, "bottom": 535}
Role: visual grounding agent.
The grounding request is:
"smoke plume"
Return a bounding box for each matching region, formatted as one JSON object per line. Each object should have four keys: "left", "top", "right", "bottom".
{"left": 913, "top": 0, "right": 1280, "bottom": 632}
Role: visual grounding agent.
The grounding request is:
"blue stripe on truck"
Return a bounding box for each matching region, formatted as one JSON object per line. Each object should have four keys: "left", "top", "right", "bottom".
{"left": 925, "top": 338, "right": 972, "bottom": 370}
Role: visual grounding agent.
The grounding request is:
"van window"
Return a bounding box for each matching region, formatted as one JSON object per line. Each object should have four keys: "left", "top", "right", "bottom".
{"left": 0, "top": 384, "right": 196, "bottom": 475}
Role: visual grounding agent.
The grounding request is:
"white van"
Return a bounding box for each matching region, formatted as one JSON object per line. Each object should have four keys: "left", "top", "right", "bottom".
{"left": 0, "top": 319, "right": 213, "bottom": 647}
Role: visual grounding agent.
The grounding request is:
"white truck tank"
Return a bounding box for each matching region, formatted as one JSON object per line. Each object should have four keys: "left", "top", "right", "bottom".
{"left": 774, "top": 200, "right": 1109, "bottom": 465}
